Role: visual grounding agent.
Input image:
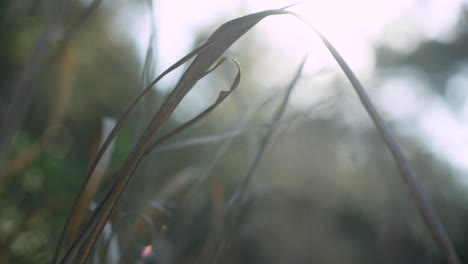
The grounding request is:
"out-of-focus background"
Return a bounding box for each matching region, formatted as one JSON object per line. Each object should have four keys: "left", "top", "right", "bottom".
{"left": 1, "top": 0, "right": 468, "bottom": 263}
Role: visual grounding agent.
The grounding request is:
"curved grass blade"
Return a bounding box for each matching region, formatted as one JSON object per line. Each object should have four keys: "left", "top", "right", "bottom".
{"left": 146, "top": 56, "right": 241, "bottom": 152}
{"left": 60, "top": 10, "right": 290, "bottom": 264}
{"left": 164, "top": 9, "right": 288, "bottom": 106}
{"left": 53, "top": 6, "right": 459, "bottom": 264}
{"left": 287, "top": 12, "right": 460, "bottom": 264}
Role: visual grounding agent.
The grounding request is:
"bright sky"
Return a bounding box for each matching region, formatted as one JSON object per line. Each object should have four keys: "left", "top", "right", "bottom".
{"left": 113, "top": 0, "right": 468, "bottom": 176}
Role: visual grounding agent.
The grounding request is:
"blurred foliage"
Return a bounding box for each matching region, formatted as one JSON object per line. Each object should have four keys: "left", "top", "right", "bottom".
{"left": 1, "top": 1, "right": 468, "bottom": 264}
{"left": 0, "top": 0, "right": 142, "bottom": 262}
{"left": 377, "top": 9, "right": 468, "bottom": 90}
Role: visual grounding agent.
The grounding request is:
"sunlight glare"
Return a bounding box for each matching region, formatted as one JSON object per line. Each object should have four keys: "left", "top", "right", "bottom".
{"left": 115, "top": 0, "right": 468, "bottom": 173}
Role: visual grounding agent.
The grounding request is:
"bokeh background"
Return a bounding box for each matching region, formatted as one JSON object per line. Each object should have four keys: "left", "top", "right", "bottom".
{"left": 2, "top": 0, "right": 468, "bottom": 263}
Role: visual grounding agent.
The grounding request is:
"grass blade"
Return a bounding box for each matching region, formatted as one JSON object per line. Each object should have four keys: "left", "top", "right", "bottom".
{"left": 61, "top": 10, "right": 291, "bottom": 263}
{"left": 212, "top": 56, "right": 307, "bottom": 263}
{"left": 54, "top": 38, "right": 216, "bottom": 264}
{"left": 146, "top": 56, "right": 241, "bottom": 152}
{"left": 235, "top": 55, "right": 307, "bottom": 207}
{"left": 69, "top": 118, "right": 116, "bottom": 243}
{"left": 288, "top": 12, "right": 460, "bottom": 264}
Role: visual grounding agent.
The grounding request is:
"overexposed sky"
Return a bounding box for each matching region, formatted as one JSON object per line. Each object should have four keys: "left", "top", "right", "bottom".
{"left": 120, "top": 0, "right": 465, "bottom": 73}
{"left": 113, "top": 0, "right": 468, "bottom": 175}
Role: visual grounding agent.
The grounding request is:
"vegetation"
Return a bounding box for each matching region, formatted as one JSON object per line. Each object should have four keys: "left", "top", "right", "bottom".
{"left": 1, "top": 1, "right": 467, "bottom": 263}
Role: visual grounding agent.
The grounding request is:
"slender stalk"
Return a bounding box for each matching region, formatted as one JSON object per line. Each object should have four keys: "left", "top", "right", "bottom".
{"left": 289, "top": 12, "right": 460, "bottom": 264}
{"left": 212, "top": 57, "right": 307, "bottom": 264}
